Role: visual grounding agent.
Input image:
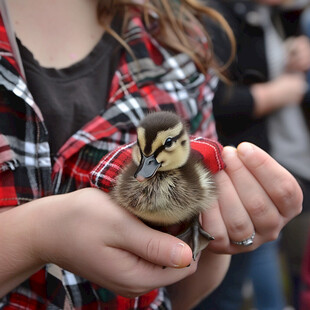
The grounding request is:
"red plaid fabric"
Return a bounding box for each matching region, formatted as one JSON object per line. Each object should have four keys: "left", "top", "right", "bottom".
{"left": 0, "top": 7, "right": 219, "bottom": 310}
{"left": 90, "top": 142, "right": 135, "bottom": 192}
{"left": 190, "top": 136, "right": 225, "bottom": 173}
{"left": 90, "top": 137, "right": 225, "bottom": 192}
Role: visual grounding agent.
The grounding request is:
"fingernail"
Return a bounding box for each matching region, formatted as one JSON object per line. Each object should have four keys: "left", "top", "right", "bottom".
{"left": 237, "top": 142, "right": 255, "bottom": 157}
{"left": 223, "top": 146, "right": 237, "bottom": 158}
{"left": 171, "top": 243, "right": 185, "bottom": 267}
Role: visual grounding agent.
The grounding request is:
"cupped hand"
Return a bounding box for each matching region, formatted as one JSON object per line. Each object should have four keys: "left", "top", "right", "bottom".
{"left": 33, "top": 188, "right": 196, "bottom": 297}
{"left": 201, "top": 142, "right": 303, "bottom": 254}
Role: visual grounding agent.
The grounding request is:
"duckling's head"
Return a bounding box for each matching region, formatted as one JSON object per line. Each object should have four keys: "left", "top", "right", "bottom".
{"left": 132, "top": 111, "right": 190, "bottom": 181}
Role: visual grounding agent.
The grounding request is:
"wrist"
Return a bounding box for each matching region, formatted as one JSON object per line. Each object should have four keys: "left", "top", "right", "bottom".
{"left": 30, "top": 192, "right": 76, "bottom": 266}
{"left": 251, "top": 83, "right": 273, "bottom": 117}
{"left": 0, "top": 201, "right": 48, "bottom": 296}
{"left": 31, "top": 188, "right": 107, "bottom": 268}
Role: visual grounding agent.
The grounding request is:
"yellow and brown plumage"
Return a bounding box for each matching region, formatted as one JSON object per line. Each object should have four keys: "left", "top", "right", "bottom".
{"left": 110, "top": 111, "right": 217, "bottom": 259}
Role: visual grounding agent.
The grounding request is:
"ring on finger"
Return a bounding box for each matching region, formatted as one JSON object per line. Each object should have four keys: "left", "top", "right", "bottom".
{"left": 231, "top": 232, "right": 256, "bottom": 247}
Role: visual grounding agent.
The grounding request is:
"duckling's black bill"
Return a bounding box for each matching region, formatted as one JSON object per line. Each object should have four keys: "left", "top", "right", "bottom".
{"left": 134, "top": 153, "right": 161, "bottom": 182}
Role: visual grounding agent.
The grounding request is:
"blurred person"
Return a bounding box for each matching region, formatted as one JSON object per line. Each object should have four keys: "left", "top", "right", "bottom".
{"left": 195, "top": 0, "right": 310, "bottom": 309}
{"left": 301, "top": 5, "right": 310, "bottom": 86}
{"left": 270, "top": 2, "right": 310, "bottom": 308}
{"left": 300, "top": 233, "right": 310, "bottom": 310}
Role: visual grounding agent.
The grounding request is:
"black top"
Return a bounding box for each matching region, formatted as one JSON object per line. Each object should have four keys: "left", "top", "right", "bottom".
{"left": 18, "top": 21, "right": 122, "bottom": 159}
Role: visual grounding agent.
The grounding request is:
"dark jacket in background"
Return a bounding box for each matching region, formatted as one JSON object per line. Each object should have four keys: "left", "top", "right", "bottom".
{"left": 203, "top": 0, "right": 307, "bottom": 150}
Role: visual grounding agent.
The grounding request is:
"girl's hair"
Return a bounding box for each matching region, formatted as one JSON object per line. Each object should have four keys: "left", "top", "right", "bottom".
{"left": 96, "top": 0, "right": 235, "bottom": 77}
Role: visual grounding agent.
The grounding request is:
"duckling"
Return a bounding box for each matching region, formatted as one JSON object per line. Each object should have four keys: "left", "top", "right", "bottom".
{"left": 110, "top": 111, "right": 217, "bottom": 260}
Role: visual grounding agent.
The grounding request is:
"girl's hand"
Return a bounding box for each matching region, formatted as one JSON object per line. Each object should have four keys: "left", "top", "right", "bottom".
{"left": 202, "top": 142, "right": 303, "bottom": 254}
{"left": 33, "top": 188, "right": 197, "bottom": 298}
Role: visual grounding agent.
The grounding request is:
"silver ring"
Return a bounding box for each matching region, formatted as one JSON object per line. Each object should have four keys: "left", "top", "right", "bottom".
{"left": 232, "top": 232, "right": 255, "bottom": 247}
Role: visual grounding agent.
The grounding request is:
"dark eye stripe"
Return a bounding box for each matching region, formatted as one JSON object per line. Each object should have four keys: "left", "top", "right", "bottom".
{"left": 153, "top": 129, "right": 185, "bottom": 158}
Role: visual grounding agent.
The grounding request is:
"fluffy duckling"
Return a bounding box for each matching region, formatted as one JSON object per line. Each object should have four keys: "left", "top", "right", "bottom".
{"left": 110, "top": 111, "right": 217, "bottom": 259}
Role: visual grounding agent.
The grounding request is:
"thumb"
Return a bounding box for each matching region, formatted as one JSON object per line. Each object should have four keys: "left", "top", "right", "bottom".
{"left": 118, "top": 217, "right": 193, "bottom": 268}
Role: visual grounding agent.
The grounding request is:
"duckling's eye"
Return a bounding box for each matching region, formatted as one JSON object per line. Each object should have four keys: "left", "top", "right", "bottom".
{"left": 164, "top": 137, "right": 173, "bottom": 148}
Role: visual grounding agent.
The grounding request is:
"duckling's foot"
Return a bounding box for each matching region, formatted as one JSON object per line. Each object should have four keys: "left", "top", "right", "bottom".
{"left": 177, "top": 217, "right": 214, "bottom": 260}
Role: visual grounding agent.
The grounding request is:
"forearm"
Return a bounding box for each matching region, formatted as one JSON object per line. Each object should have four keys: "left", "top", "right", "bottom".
{"left": 251, "top": 83, "right": 276, "bottom": 117}
{"left": 0, "top": 195, "right": 64, "bottom": 297}
{"left": 0, "top": 194, "right": 70, "bottom": 297}
{"left": 167, "top": 250, "right": 231, "bottom": 310}
{"left": 251, "top": 74, "right": 307, "bottom": 118}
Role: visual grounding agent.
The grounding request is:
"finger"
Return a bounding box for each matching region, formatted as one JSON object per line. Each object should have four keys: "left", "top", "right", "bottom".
{"left": 96, "top": 246, "right": 198, "bottom": 297}
{"left": 201, "top": 197, "right": 230, "bottom": 253}
{"left": 115, "top": 214, "right": 193, "bottom": 268}
{"left": 212, "top": 168, "right": 255, "bottom": 247}
{"left": 130, "top": 252, "right": 199, "bottom": 292}
{"left": 222, "top": 146, "right": 282, "bottom": 239}
{"left": 236, "top": 142, "right": 303, "bottom": 221}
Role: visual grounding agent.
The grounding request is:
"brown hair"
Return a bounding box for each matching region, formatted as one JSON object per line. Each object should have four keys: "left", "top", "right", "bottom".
{"left": 96, "top": 0, "right": 235, "bottom": 77}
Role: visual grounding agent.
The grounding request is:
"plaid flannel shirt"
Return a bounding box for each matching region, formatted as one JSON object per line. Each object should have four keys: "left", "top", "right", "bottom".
{"left": 0, "top": 7, "right": 219, "bottom": 310}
